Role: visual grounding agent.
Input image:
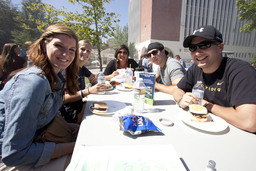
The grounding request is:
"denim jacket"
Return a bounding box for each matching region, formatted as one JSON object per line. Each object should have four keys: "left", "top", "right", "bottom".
{"left": 0, "top": 66, "right": 65, "bottom": 167}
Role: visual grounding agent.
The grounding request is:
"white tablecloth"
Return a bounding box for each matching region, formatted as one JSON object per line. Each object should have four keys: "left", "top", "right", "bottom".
{"left": 69, "top": 88, "right": 256, "bottom": 171}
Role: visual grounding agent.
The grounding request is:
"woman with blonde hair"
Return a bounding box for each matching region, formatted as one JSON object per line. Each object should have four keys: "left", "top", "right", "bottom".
{"left": 60, "top": 39, "right": 105, "bottom": 123}
{"left": 0, "top": 24, "right": 80, "bottom": 170}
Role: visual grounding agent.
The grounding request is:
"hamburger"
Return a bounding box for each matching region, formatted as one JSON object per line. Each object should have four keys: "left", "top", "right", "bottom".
{"left": 106, "top": 84, "right": 112, "bottom": 89}
{"left": 124, "top": 83, "right": 133, "bottom": 89}
{"left": 91, "top": 102, "right": 108, "bottom": 113}
{"left": 189, "top": 104, "right": 209, "bottom": 122}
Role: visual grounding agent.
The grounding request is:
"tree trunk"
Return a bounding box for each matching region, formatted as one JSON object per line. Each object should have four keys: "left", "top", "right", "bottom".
{"left": 93, "top": 3, "right": 102, "bottom": 71}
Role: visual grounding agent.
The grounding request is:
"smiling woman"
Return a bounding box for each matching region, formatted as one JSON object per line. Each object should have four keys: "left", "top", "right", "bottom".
{"left": 103, "top": 44, "right": 138, "bottom": 81}
{"left": 0, "top": 24, "right": 80, "bottom": 170}
{"left": 45, "top": 34, "right": 76, "bottom": 73}
{"left": 59, "top": 39, "right": 105, "bottom": 124}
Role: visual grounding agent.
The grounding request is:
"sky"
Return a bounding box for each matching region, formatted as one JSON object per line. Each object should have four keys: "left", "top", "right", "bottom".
{"left": 11, "top": 0, "right": 129, "bottom": 28}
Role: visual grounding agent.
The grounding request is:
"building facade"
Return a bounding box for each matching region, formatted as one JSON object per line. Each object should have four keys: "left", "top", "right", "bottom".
{"left": 128, "top": 0, "right": 256, "bottom": 64}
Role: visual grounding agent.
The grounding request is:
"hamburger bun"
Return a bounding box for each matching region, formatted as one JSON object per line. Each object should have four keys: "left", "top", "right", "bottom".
{"left": 189, "top": 104, "right": 207, "bottom": 114}
{"left": 189, "top": 104, "right": 208, "bottom": 122}
{"left": 124, "top": 83, "right": 133, "bottom": 89}
{"left": 91, "top": 102, "right": 108, "bottom": 113}
{"left": 106, "top": 84, "right": 112, "bottom": 89}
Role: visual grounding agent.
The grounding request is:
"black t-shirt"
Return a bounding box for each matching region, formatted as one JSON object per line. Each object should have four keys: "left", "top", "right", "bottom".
{"left": 103, "top": 59, "right": 138, "bottom": 75}
{"left": 178, "top": 57, "right": 256, "bottom": 107}
{"left": 60, "top": 66, "right": 91, "bottom": 123}
{"left": 78, "top": 66, "right": 92, "bottom": 90}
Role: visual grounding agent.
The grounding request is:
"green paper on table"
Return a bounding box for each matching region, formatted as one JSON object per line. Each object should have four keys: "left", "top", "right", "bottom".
{"left": 66, "top": 144, "right": 187, "bottom": 171}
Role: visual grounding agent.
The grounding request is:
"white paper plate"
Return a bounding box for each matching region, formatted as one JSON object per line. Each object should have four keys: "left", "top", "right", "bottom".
{"left": 116, "top": 84, "right": 133, "bottom": 92}
{"left": 181, "top": 111, "right": 228, "bottom": 133}
{"left": 89, "top": 100, "right": 126, "bottom": 115}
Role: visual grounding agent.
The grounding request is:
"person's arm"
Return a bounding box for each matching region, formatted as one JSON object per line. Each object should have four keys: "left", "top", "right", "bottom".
{"left": 155, "top": 77, "right": 183, "bottom": 95}
{"left": 2, "top": 74, "right": 56, "bottom": 166}
{"left": 175, "top": 88, "right": 256, "bottom": 132}
{"left": 88, "top": 73, "right": 97, "bottom": 85}
{"left": 203, "top": 101, "right": 256, "bottom": 133}
{"left": 104, "top": 71, "right": 119, "bottom": 81}
{"left": 64, "top": 84, "right": 103, "bottom": 104}
{"left": 63, "top": 87, "right": 90, "bottom": 104}
{"left": 51, "top": 142, "right": 75, "bottom": 159}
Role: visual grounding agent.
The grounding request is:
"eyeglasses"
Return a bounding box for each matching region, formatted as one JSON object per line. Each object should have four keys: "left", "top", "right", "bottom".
{"left": 148, "top": 50, "right": 159, "bottom": 56}
{"left": 118, "top": 51, "right": 128, "bottom": 55}
{"left": 189, "top": 41, "right": 220, "bottom": 52}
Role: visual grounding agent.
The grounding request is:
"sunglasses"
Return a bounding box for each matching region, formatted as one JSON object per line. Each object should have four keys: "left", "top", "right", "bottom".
{"left": 148, "top": 50, "right": 159, "bottom": 56}
{"left": 118, "top": 51, "right": 128, "bottom": 55}
{"left": 189, "top": 41, "right": 220, "bottom": 52}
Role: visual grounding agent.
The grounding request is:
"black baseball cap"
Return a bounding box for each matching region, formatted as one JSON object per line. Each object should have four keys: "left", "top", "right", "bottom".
{"left": 183, "top": 25, "right": 223, "bottom": 48}
{"left": 147, "top": 42, "right": 164, "bottom": 52}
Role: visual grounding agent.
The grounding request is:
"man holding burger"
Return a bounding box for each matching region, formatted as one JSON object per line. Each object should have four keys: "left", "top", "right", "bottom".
{"left": 146, "top": 42, "right": 186, "bottom": 94}
{"left": 173, "top": 25, "right": 256, "bottom": 133}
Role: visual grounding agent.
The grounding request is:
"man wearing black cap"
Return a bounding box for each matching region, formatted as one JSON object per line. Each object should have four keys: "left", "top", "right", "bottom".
{"left": 173, "top": 25, "right": 256, "bottom": 133}
{"left": 146, "top": 42, "right": 186, "bottom": 94}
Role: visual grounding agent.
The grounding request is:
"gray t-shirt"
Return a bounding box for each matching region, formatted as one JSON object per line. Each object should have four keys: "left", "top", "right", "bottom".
{"left": 156, "top": 57, "right": 186, "bottom": 85}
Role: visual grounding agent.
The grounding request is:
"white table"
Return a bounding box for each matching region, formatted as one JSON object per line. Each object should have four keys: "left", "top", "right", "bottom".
{"left": 69, "top": 88, "right": 256, "bottom": 171}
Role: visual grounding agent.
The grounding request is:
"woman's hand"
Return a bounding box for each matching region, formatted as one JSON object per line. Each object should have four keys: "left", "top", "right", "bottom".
{"left": 105, "top": 71, "right": 119, "bottom": 81}
{"left": 111, "top": 71, "right": 119, "bottom": 79}
{"left": 88, "top": 83, "right": 106, "bottom": 94}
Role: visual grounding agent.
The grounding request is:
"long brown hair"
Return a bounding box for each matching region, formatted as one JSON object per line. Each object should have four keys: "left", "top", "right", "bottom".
{"left": 0, "top": 43, "right": 19, "bottom": 75}
{"left": 27, "top": 24, "right": 79, "bottom": 94}
{"left": 114, "top": 44, "right": 129, "bottom": 69}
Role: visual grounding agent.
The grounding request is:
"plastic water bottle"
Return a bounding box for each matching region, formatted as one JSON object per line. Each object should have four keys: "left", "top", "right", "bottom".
{"left": 134, "top": 67, "right": 144, "bottom": 81}
{"left": 205, "top": 160, "right": 216, "bottom": 171}
{"left": 133, "top": 78, "right": 146, "bottom": 115}
{"left": 97, "top": 72, "right": 105, "bottom": 94}
{"left": 192, "top": 81, "right": 204, "bottom": 105}
{"left": 126, "top": 68, "right": 133, "bottom": 84}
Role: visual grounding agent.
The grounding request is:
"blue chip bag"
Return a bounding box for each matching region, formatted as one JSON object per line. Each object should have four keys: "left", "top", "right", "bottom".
{"left": 119, "top": 115, "right": 162, "bottom": 135}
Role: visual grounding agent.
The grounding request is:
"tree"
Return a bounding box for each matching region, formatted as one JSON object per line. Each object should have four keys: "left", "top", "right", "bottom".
{"left": 128, "top": 42, "right": 137, "bottom": 60}
{"left": 108, "top": 24, "right": 128, "bottom": 49}
{"left": 27, "top": 0, "right": 120, "bottom": 71}
{"left": 250, "top": 54, "right": 256, "bottom": 65}
{"left": 11, "top": 0, "right": 43, "bottom": 49}
{"left": 0, "top": 0, "right": 19, "bottom": 52}
{"left": 236, "top": 0, "right": 256, "bottom": 33}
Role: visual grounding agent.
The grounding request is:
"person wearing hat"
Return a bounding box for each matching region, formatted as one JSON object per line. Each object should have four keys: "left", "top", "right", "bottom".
{"left": 146, "top": 42, "right": 186, "bottom": 94}
{"left": 173, "top": 25, "right": 256, "bottom": 133}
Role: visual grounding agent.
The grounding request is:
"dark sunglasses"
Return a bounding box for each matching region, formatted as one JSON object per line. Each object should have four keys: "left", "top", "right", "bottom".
{"left": 149, "top": 50, "right": 159, "bottom": 56}
{"left": 189, "top": 41, "right": 220, "bottom": 52}
{"left": 118, "top": 51, "right": 128, "bottom": 55}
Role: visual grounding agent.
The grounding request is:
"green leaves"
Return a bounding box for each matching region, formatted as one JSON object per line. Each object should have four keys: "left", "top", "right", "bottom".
{"left": 236, "top": 0, "right": 256, "bottom": 33}
{"left": 109, "top": 24, "right": 128, "bottom": 49}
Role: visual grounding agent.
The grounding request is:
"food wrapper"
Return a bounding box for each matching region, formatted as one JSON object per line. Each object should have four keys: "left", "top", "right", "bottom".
{"left": 119, "top": 115, "right": 162, "bottom": 135}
